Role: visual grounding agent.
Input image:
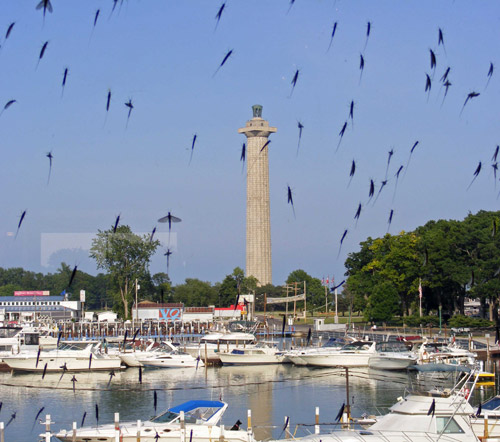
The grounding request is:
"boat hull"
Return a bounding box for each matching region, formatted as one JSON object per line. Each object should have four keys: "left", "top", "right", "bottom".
{"left": 5, "top": 355, "right": 122, "bottom": 372}
{"left": 300, "top": 352, "right": 371, "bottom": 367}
{"left": 219, "top": 353, "right": 285, "bottom": 365}
{"left": 54, "top": 423, "right": 252, "bottom": 442}
{"left": 368, "top": 355, "right": 417, "bottom": 370}
{"left": 140, "top": 355, "right": 204, "bottom": 368}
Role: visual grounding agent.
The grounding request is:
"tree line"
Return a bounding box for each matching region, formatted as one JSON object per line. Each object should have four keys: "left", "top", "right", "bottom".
{"left": 1, "top": 225, "right": 344, "bottom": 318}
{"left": 5, "top": 211, "right": 496, "bottom": 323}
{"left": 345, "top": 210, "right": 500, "bottom": 323}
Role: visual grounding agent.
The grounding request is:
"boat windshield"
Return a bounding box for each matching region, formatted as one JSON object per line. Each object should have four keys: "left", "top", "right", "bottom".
{"left": 375, "top": 341, "right": 409, "bottom": 352}
{"left": 0, "top": 327, "right": 22, "bottom": 339}
{"left": 323, "top": 338, "right": 345, "bottom": 348}
{"left": 342, "top": 342, "right": 373, "bottom": 351}
{"left": 424, "top": 343, "right": 448, "bottom": 352}
{"left": 151, "top": 410, "right": 179, "bottom": 424}
{"left": 435, "top": 416, "right": 464, "bottom": 434}
{"left": 57, "top": 342, "right": 94, "bottom": 351}
{"left": 481, "top": 396, "right": 500, "bottom": 411}
{"left": 151, "top": 405, "right": 221, "bottom": 424}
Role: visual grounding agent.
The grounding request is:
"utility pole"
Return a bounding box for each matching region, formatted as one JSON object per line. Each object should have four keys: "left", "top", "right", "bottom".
{"left": 293, "top": 282, "right": 297, "bottom": 319}
{"left": 303, "top": 281, "right": 307, "bottom": 320}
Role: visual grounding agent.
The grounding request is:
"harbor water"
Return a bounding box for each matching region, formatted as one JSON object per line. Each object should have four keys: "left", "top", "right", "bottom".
{"left": 2, "top": 358, "right": 499, "bottom": 442}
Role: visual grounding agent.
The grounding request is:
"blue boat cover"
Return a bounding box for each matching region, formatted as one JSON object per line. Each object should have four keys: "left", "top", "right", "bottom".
{"left": 169, "top": 400, "right": 225, "bottom": 413}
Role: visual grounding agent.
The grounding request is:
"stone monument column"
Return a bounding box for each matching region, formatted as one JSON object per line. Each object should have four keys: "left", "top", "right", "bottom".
{"left": 238, "top": 105, "right": 277, "bottom": 286}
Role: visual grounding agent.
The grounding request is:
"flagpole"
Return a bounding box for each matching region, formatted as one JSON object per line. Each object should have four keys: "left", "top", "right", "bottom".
{"left": 334, "top": 288, "right": 338, "bottom": 324}
{"left": 324, "top": 284, "right": 328, "bottom": 314}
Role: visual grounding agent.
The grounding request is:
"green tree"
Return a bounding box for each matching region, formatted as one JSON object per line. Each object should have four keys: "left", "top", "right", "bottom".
{"left": 89, "top": 225, "right": 160, "bottom": 318}
{"left": 151, "top": 272, "right": 173, "bottom": 303}
{"left": 344, "top": 238, "right": 376, "bottom": 313}
{"left": 345, "top": 233, "right": 420, "bottom": 317}
{"left": 172, "top": 278, "right": 217, "bottom": 306}
{"left": 364, "top": 281, "right": 400, "bottom": 323}
{"left": 0, "top": 283, "right": 22, "bottom": 297}
{"left": 218, "top": 267, "right": 258, "bottom": 307}
{"left": 286, "top": 269, "right": 323, "bottom": 313}
{"left": 255, "top": 284, "right": 284, "bottom": 311}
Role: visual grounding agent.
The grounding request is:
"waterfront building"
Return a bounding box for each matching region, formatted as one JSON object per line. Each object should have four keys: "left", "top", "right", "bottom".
{"left": 0, "top": 291, "right": 81, "bottom": 323}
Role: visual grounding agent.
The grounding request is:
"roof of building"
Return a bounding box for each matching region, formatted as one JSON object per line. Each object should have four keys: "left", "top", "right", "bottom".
{"left": 215, "top": 304, "right": 246, "bottom": 311}
{"left": 184, "top": 307, "right": 214, "bottom": 313}
{"left": 0, "top": 296, "right": 66, "bottom": 302}
{"left": 136, "top": 301, "right": 184, "bottom": 309}
{"left": 0, "top": 305, "right": 73, "bottom": 312}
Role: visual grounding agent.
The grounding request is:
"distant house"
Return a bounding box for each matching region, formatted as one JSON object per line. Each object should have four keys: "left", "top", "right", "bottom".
{"left": 214, "top": 304, "right": 246, "bottom": 319}
{"left": 84, "top": 311, "right": 118, "bottom": 322}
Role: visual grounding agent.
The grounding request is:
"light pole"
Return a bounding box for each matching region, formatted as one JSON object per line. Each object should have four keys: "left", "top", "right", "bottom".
{"left": 439, "top": 305, "right": 442, "bottom": 333}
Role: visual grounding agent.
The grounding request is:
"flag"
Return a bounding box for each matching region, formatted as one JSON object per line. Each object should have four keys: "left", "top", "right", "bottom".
{"left": 60, "top": 289, "right": 66, "bottom": 296}
{"left": 321, "top": 277, "right": 325, "bottom": 285}
{"left": 326, "top": 276, "right": 329, "bottom": 285}
{"left": 418, "top": 279, "right": 423, "bottom": 299}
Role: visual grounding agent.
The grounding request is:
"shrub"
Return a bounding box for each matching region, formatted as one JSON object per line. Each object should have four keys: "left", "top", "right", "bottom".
{"left": 402, "top": 315, "right": 440, "bottom": 327}
{"left": 447, "top": 315, "right": 493, "bottom": 328}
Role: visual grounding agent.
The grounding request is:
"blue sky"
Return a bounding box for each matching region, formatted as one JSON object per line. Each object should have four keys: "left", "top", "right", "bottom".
{"left": 1, "top": 1, "right": 499, "bottom": 286}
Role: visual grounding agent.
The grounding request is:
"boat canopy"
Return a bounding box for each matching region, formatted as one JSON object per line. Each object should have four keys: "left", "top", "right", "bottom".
{"left": 169, "top": 400, "right": 225, "bottom": 413}
{"left": 481, "top": 395, "right": 500, "bottom": 411}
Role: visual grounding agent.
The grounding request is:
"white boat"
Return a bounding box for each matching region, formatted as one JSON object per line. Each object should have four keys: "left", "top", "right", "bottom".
{"left": 137, "top": 341, "right": 204, "bottom": 368}
{"left": 52, "top": 399, "right": 255, "bottom": 442}
{"left": 368, "top": 341, "right": 417, "bottom": 370}
{"left": 274, "top": 389, "right": 480, "bottom": 441}
{"left": 284, "top": 337, "right": 350, "bottom": 366}
{"left": 3, "top": 341, "right": 123, "bottom": 372}
{"left": 415, "top": 340, "right": 477, "bottom": 367}
{"left": 0, "top": 325, "right": 59, "bottom": 369}
{"left": 219, "top": 344, "right": 286, "bottom": 365}
{"left": 183, "top": 332, "right": 257, "bottom": 363}
{"left": 118, "top": 341, "right": 160, "bottom": 367}
{"left": 298, "top": 341, "right": 376, "bottom": 368}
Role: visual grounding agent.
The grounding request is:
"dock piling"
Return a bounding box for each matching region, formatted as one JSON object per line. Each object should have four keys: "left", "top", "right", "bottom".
{"left": 247, "top": 410, "right": 253, "bottom": 442}
{"left": 315, "top": 407, "right": 319, "bottom": 434}
{"left": 0, "top": 422, "right": 4, "bottom": 442}
{"left": 180, "top": 411, "right": 186, "bottom": 442}
{"left": 284, "top": 416, "right": 290, "bottom": 438}
{"left": 247, "top": 409, "right": 252, "bottom": 437}
{"left": 219, "top": 424, "right": 225, "bottom": 442}
{"left": 72, "top": 421, "right": 77, "bottom": 442}
{"left": 45, "top": 414, "right": 52, "bottom": 442}
{"left": 136, "top": 419, "right": 142, "bottom": 442}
